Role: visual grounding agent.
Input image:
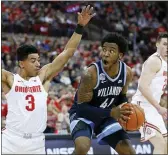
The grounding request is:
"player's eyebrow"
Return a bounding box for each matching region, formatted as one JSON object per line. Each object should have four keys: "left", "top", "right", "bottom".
{"left": 30, "top": 57, "right": 40, "bottom": 61}
{"left": 103, "top": 46, "right": 117, "bottom": 49}
{"left": 30, "top": 58, "right": 36, "bottom": 60}
{"left": 30, "top": 56, "right": 40, "bottom": 60}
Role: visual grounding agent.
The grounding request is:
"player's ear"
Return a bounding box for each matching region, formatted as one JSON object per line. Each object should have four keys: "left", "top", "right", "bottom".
{"left": 19, "top": 61, "right": 24, "bottom": 69}
{"left": 119, "top": 53, "right": 124, "bottom": 59}
{"left": 99, "top": 49, "right": 103, "bottom": 57}
{"left": 156, "top": 42, "right": 159, "bottom": 48}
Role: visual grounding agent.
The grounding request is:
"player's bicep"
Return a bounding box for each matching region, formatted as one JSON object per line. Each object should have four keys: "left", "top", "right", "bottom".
{"left": 77, "top": 68, "right": 95, "bottom": 104}
{"left": 139, "top": 57, "right": 161, "bottom": 88}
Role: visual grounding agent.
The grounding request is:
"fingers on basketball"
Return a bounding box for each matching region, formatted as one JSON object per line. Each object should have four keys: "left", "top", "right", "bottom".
{"left": 119, "top": 103, "right": 145, "bottom": 131}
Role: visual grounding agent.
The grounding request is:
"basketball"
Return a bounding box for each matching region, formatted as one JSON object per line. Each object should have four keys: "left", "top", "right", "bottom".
{"left": 119, "top": 103, "right": 145, "bottom": 131}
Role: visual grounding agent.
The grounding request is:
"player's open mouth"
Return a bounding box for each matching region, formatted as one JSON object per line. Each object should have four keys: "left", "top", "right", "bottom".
{"left": 103, "top": 60, "right": 108, "bottom": 65}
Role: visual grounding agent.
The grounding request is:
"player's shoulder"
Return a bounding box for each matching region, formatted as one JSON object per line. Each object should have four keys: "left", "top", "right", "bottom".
{"left": 143, "top": 54, "right": 162, "bottom": 72}
{"left": 87, "top": 64, "right": 97, "bottom": 74}
{"left": 80, "top": 64, "right": 97, "bottom": 85}
{"left": 146, "top": 54, "right": 162, "bottom": 67}
{"left": 124, "top": 64, "right": 132, "bottom": 77}
{"left": 82, "top": 65, "right": 96, "bottom": 79}
{"left": 125, "top": 64, "right": 132, "bottom": 72}
{"left": 2, "top": 69, "right": 13, "bottom": 76}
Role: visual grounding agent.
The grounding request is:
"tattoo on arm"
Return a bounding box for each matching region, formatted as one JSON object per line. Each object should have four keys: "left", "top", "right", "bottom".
{"left": 77, "top": 69, "right": 94, "bottom": 103}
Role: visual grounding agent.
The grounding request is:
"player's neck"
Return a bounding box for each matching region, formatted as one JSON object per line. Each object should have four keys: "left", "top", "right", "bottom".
{"left": 104, "top": 61, "right": 120, "bottom": 78}
{"left": 18, "top": 70, "right": 32, "bottom": 81}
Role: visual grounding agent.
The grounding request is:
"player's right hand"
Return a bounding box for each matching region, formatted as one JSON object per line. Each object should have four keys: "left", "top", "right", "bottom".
{"left": 110, "top": 103, "right": 134, "bottom": 124}
{"left": 157, "top": 106, "right": 167, "bottom": 121}
{"left": 77, "top": 5, "right": 96, "bottom": 26}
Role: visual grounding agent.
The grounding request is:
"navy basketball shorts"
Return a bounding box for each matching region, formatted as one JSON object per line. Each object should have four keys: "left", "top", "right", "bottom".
{"left": 69, "top": 112, "right": 130, "bottom": 149}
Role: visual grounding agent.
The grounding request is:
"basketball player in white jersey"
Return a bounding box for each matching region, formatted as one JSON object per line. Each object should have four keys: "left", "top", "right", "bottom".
{"left": 132, "top": 32, "right": 168, "bottom": 154}
{"left": 2, "top": 5, "right": 96, "bottom": 154}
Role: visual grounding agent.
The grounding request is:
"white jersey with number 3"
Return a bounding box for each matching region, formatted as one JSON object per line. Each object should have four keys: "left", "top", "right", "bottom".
{"left": 5, "top": 74, "right": 48, "bottom": 133}
{"left": 132, "top": 52, "right": 167, "bottom": 104}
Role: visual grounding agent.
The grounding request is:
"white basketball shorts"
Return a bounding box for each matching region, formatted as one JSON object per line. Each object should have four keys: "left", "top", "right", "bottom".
{"left": 131, "top": 101, "right": 167, "bottom": 142}
{"left": 2, "top": 128, "right": 45, "bottom": 154}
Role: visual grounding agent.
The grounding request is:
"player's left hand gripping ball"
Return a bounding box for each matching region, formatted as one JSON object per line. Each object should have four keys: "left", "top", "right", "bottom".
{"left": 77, "top": 5, "right": 96, "bottom": 26}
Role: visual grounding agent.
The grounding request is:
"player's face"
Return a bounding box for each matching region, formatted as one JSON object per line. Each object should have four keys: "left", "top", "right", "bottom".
{"left": 21, "top": 54, "right": 40, "bottom": 77}
{"left": 100, "top": 42, "right": 122, "bottom": 68}
{"left": 157, "top": 38, "right": 168, "bottom": 61}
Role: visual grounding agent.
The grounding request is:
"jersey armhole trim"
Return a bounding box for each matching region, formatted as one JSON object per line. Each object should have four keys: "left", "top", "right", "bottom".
{"left": 155, "top": 55, "right": 162, "bottom": 73}
{"left": 36, "top": 76, "right": 48, "bottom": 96}
{"left": 123, "top": 63, "right": 127, "bottom": 86}
{"left": 91, "top": 63, "right": 100, "bottom": 89}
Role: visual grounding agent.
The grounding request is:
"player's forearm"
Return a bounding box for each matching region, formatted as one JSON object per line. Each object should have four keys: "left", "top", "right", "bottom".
{"left": 64, "top": 24, "right": 83, "bottom": 50}
{"left": 139, "top": 84, "right": 160, "bottom": 109}
{"left": 65, "top": 32, "right": 82, "bottom": 51}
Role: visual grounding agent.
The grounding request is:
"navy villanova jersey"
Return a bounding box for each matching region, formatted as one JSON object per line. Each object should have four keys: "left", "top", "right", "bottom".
{"left": 89, "top": 60, "right": 126, "bottom": 109}
{"left": 70, "top": 60, "right": 127, "bottom": 112}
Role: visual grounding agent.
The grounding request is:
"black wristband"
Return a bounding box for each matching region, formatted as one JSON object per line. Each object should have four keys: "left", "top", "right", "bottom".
{"left": 75, "top": 24, "right": 84, "bottom": 34}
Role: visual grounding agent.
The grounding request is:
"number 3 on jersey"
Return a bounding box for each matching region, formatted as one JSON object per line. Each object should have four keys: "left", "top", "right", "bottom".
{"left": 25, "top": 95, "right": 35, "bottom": 111}
{"left": 100, "top": 98, "right": 114, "bottom": 108}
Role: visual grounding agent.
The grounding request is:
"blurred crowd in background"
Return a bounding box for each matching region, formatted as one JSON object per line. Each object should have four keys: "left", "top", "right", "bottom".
{"left": 1, "top": 1, "right": 167, "bottom": 134}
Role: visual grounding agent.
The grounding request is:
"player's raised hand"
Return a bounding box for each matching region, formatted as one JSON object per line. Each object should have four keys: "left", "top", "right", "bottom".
{"left": 77, "top": 5, "right": 96, "bottom": 26}
{"left": 110, "top": 103, "right": 134, "bottom": 124}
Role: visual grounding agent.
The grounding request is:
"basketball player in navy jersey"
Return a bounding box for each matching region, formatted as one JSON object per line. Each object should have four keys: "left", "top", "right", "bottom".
{"left": 69, "top": 33, "right": 136, "bottom": 155}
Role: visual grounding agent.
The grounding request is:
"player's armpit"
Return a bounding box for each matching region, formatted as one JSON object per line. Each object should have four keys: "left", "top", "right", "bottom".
{"left": 114, "top": 66, "right": 132, "bottom": 106}
{"left": 121, "top": 65, "right": 133, "bottom": 94}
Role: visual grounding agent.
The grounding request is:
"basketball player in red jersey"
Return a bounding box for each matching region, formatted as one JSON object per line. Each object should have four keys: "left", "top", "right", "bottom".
{"left": 2, "top": 5, "right": 96, "bottom": 154}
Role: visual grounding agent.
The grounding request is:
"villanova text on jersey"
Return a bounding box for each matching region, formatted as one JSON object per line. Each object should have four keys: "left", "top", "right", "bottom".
{"left": 72, "top": 60, "right": 127, "bottom": 110}
{"left": 98, "top": 86, "right": 122, "bottom": 97}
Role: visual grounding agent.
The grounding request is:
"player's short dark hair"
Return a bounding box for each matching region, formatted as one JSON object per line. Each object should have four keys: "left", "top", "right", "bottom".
{"left": 157, "top": 32, "right": 168, "bottom": 42}
{"left": 17, "top": 44, "right": 38, "bottom": 61}
{"left": 101, "top": 32, "right": 128, "bottom": 54}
